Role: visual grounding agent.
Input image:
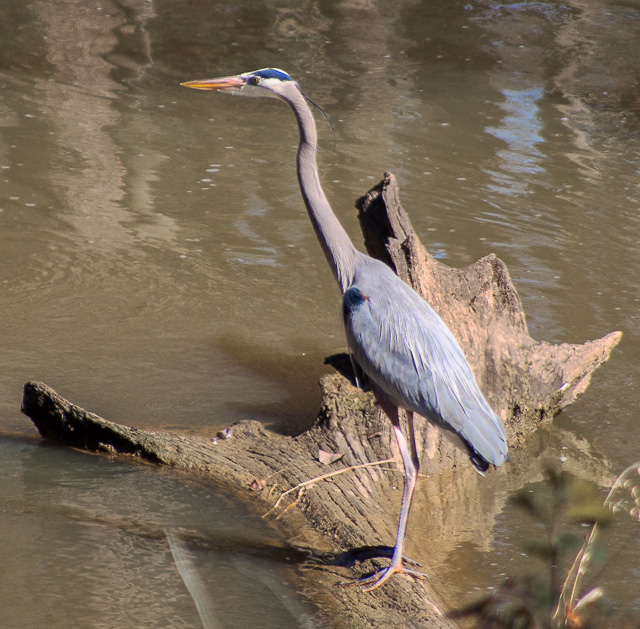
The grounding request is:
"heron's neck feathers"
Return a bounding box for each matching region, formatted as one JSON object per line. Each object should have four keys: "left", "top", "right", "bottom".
{"left": 287, "top": 87, "right": 359, "bottom": 293}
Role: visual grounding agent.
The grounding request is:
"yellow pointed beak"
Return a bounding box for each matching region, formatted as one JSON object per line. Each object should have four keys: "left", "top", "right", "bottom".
{"left": 180, "top": 76, "right": 245, "bottom": 91}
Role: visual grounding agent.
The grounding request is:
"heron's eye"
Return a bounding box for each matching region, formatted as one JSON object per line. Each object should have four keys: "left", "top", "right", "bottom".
{"left": 248, "top": 76, "right": 259, "bottom": 85}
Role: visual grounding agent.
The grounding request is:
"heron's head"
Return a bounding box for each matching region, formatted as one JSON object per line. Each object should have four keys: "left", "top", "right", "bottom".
{"left": 181, "top": 68, "right": 299, "bottom": 100}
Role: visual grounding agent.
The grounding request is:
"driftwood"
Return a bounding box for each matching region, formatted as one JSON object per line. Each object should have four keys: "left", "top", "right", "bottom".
{"left": 21, "top": 174, "right": 621, "bottom": 628}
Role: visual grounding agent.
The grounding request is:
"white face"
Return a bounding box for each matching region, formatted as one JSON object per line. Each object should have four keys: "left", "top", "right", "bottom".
{"left": 234, "top": 68, "right": 296, "bottom": 99}
{"left": 233, "top": 78, "right": 282, "bottom": 98}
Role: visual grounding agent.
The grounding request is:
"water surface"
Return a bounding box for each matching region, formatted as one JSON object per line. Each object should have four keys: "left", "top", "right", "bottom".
{"left": 1, "top": 0, "right": 639, "bottom": 624}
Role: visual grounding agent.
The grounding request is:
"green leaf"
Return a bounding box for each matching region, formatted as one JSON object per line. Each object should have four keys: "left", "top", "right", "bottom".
{"left": 565, "top": 504, "right": 612, "bottom": 525}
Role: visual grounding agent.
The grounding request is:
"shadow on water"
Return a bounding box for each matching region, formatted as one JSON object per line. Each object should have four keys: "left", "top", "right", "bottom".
{"left": 209, "top": 334, "right": 335, "bottom": 435}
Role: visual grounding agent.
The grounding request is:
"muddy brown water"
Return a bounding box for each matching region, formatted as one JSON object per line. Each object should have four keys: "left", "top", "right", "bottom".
{"left": 1, "top": 0, "right": 639, "bottom": 625}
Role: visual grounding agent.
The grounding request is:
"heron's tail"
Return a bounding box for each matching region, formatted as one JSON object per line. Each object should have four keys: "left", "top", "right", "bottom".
{"left": 458, "top": 406, "right": 509, "bottom": 472}
{"left": 464, "top": 440, "right": 510, "bottom": 475}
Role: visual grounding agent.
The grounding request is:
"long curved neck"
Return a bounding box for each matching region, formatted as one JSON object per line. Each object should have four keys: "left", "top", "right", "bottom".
{"left": 284, "top": 87, "right": 359, "bottom": 293}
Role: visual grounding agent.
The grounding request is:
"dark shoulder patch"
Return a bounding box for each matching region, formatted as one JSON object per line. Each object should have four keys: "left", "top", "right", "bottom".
{"left": 343, "top": 287, "right": 369, "bottom": 314}
{"left": 254, "top": 68, "right": 293, "bottom": 81}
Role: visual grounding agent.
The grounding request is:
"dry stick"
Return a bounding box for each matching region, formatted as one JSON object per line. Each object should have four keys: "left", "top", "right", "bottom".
{"left": 263, "top": 457, "right": 397, "bottom": 519}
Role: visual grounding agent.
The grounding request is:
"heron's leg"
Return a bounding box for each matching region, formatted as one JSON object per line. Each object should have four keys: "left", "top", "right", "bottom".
{"left": 360, "top": 409, "right": 421, "bottom": 590}
{"left": 348, "top": 352, "right": 363, "bottom": 389}
{"left": 406, "top": 410, "right": 420, "bottom": 474}
{"left": 343, "top": 393, "right": 427, "bottom": 590}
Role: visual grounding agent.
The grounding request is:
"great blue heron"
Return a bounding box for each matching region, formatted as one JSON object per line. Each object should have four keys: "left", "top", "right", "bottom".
{"left": 182, "top": 68, "right": 509, "bottom": 590}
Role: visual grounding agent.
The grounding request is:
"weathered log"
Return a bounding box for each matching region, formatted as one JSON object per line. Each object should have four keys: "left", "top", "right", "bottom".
{"left": 21, "top": 174, "right": 621, "bottom": 628}
{"left": 21, "top": 378, "right": 458, "bottom": 628}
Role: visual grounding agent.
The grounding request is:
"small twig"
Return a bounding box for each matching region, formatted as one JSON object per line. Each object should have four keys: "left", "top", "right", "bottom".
{"left": 263, "top": 457, "right": 397, "bottom": 519}
{"left": 275, "top": 487, "right": 307, "bottom": 521}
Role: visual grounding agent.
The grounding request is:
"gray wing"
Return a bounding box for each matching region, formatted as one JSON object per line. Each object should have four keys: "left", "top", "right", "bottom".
{"left": 343, "top": 259, "right": 508, "bottom": 469}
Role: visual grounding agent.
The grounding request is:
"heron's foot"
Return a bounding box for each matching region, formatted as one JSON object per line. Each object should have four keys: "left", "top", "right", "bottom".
{"left": 337, "top": 557, "right": 429, "bottom": 591}
{"left": 346, "top": 545, "right": 422, "bottom": 568}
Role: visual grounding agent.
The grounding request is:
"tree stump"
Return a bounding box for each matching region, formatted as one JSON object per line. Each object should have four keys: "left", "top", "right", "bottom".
{"left": 355, "top": 173, "right": 621, "bottom": 466}
{"left": 21, "top": 174, "right": 621, "bottom": 628}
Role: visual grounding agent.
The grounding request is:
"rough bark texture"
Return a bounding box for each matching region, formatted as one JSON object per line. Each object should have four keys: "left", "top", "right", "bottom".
{"left": 21, "top": 174, "right": 621, "bottom": 628}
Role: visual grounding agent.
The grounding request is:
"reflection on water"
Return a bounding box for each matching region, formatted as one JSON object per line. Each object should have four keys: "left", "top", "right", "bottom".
{"left": 485, "top": 87, "right": 546, "bottom": 195}
{"left": 1, "top": 0, "right": 639, "bottom": 624}
{"left": 0, "top": 438, "right": 318, "bottom": 628}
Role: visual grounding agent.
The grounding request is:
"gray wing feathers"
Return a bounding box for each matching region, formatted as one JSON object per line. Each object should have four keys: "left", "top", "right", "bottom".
{"left": 344, "top": 259, "right": 508, "bottom": 468}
